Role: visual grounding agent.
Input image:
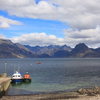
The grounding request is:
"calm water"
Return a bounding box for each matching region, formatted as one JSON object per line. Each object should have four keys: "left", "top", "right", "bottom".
{"left": 0, "top": 58, "right": 100, "bottom": 95}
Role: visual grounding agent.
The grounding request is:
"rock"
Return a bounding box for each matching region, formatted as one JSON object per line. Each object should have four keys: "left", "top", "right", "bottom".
{"left": 77, "top": 87, "right": 100, "bottom": 96}
{"left": 78, "top": 88, "right": 87, "bottom": 94}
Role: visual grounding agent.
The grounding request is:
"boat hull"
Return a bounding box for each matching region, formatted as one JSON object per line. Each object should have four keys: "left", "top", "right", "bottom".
{"left": 11, "top": 79, "right": 23, "bottom": 83}
{"left": 23, "top": 79, "right": 31, "bottom": 83}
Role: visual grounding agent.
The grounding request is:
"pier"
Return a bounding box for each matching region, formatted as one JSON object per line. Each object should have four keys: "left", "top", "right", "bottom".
{"left": 0, "top": 73, "right": 11, "bottom": 97}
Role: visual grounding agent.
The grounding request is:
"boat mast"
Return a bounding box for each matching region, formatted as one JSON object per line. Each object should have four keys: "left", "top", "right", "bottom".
{"left": 14, "top": 66, "right": 15, "bottom": 73}
{"left": 18, "top": 65, "right": 20, "bottom": 72}
{"left": 4, "top": 63, "right": 7, "bottom": 73}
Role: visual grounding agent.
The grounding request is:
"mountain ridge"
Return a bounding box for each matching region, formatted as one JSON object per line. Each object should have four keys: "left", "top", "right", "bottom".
{"left": 0, "top": 39, "right": 100, "bottom": 58}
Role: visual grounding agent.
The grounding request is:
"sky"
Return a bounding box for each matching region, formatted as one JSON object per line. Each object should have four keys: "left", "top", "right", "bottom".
{"left": 0, "top": 0, "right": 100, "bottom": 48}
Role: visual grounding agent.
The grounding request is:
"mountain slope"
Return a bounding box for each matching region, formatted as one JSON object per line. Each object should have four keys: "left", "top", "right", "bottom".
{"left": 70, "top": 43, "right": 99, "bottom": 57}
{"left": 25, "top": 45, "right": 72, "bottom": 57}
{"left": 53, "top": 50, "right": 70, "bottom": 57}
{"left": 0, "top": 39, "right": 36, "bottom": 58}
{"left": 0, "top": 39, "right": 100, "bottom": 58}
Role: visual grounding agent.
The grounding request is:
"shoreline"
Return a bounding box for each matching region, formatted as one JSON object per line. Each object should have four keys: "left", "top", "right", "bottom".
{"left": 6, "top": 86, "right": 79, "bottom": 96}
{"left": 2, "top": 86, "right": 100, "bottom": 100}
{"left": 2, "top": 95, "right": 100, "bottom": 100}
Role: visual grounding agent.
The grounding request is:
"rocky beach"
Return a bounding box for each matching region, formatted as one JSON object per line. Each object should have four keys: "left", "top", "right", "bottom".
{"left": 1, "top": 87, "right": 100, "bottom": 100}
{"left": 1, "top": 95, "right": 100, "bottom": 100}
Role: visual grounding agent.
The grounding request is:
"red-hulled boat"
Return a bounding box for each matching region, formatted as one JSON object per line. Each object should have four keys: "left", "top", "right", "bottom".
{"left": 36, "top": 62, "right": 42, "bottom": 64}
{"left": 23, "top": 72, "right": 31, "bottom": 83}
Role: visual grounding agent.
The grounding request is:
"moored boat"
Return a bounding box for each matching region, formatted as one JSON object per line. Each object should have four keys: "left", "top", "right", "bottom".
{"left": 11, "top": 71, "right": 23, "bottom": 83}
{"left": 23, "top": 72, "right": 31, "bottom": 83}
{"left": 36, "top": 62, "right": 42, "bottom": 64}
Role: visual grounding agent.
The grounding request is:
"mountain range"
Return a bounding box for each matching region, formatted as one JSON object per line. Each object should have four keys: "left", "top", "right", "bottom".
{"left": 0, "top": 39, "right": 100, "bottom": 58}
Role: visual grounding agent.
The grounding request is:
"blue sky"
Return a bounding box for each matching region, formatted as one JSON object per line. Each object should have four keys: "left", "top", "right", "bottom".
{"left": 0, "top": 0, "right": 100, "bottom": 47}
{"left": 0, "top": 10, "right": 68, "bottom": 38}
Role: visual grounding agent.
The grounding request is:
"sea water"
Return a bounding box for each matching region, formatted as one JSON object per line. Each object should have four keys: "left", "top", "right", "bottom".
{"left": 0, "top": 58, "right": 100, "bottom": 95}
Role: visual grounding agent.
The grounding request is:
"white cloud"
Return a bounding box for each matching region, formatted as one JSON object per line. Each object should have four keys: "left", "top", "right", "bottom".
{"left": 0, "top": 16, "right": 22, "bottom": 28}
{"left": 0, "top": 0, "right": 34, "bottom": 6}
{"left": 0, "top": 0, "right": 100, "bottom": 29}
{"left": 0, "top": 0, "right": 55, "bottom": 19}
{"left": 0, "top": 34, "right": 6, "bottom": 39}
{"left": 7, "top": 27, "right": 100, "bottom": 48}
{"left": 0, "top": 22, "right": 10, "bottom": 28}
{"left": 0, "top": 0, "right": 100, "bottom": 47}
{"left": 11, "top": 33, "right": 64, "bottom": 46}
{"left": 64, "top": 26, "right": 100, "bottom": 48}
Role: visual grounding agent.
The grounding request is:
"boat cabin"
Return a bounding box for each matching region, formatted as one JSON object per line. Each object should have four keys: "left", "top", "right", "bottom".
{"left": 12, "top": 71, "right": 23, "bottom": 79}
{"left": 24, "top": 72, "right": 31, "bottom": 79}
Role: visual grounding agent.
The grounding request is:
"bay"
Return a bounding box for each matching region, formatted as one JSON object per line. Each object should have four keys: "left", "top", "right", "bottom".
{"left": 0, "top": 58, "right": 100, "bottom": 94}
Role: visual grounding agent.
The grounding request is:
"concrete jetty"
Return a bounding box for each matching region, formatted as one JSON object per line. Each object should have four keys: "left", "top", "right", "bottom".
{"left": 0, "top": 73, "right": 11, "bottom": 97}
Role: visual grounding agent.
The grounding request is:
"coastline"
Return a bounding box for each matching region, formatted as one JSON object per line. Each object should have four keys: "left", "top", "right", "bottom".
{"left": 2, "top": 94, "right": 100, "bottom": 100}
{"left": 2, "top": 86, "right": 100, "bottom": 100}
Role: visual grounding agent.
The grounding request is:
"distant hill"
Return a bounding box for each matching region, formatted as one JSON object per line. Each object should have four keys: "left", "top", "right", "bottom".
{"left": 70, "top": 43, "right": 93, "bottom": 57}
{"left": 70, "top": 43, "right": 100, "bottom": 57}
{"left": 25, "top": 45, "right": 72, "bottom": 57}
{"left": 0, "top": 39, "right": 100, "bottom": 58}
{"left": 25, "top": 43, "right": 100, "bottom": 58}
{"left": 0, "top": 39, "right": 36, "bottom": 58}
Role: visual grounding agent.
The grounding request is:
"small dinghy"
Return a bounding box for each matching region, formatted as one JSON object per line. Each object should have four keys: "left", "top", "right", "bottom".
{"left": 36, "top": 62, "right": 42, "bottom": 64}
{"left": 23, "top": 72, "right": 31, "bottom": 83}
{"left": 11, "top": 71, "right": 23, "bottom": 83}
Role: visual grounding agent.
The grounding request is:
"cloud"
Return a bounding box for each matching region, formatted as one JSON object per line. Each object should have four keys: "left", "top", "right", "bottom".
{"left": 0, "top": 0, "right": 100, "bottom": 29}
{"left": 11, "top": 32, "right": 64, "bottom": 46}
{"left": 6, "top": 26, "right": 100, "bottom": 48}
{"left": 64, "top": 26, "right": 100, "bottom": 48}
{"left": 0, "top": 16, "right": 22, "bottom": 28}
{"left": 0, "top": 0, "right": 100, "bottom": 47}
{"left": 0, "top": 0, "right": 55, "bottom": 19}
{"left": 0, "top": 34, "right": 6, "bottom": 39}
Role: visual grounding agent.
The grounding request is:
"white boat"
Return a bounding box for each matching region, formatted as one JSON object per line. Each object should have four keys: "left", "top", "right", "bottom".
{"left": 11, "top": 71, "right": 23, "bottom": 83}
